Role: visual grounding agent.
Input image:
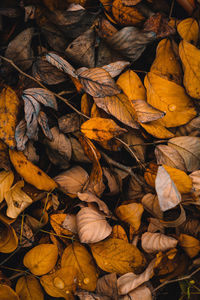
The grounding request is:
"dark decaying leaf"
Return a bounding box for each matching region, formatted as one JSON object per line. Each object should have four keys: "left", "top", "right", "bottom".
{"left": 77, "top": 67, "right": 121, "bottom": 97}
{"left": 96, "top": 41, "right": 125, "bottom": 67}
{"left": 23, "top": 95, "right": 40, "bottom": 140}
{"left": 46, "top": 52, "right": 77, "bottom": 78}
{"left": 58, "top": 113, "right": 81, "bottom": 134}
{"left": 22, "top": 88, "right": 58, "bottom": 110}
{"left": 38, "top": 111, "right": 53, "bottom": 140}
{"left": 15, "top": 120, "right": 28, "bottom": 151}
{"left": 5, "top": 27, "right": 34, "bottom": 70}
{"left": 65, "top": 28, "right": 96, "bottom": 68}
{"left": 144, "top": 12, "right": 175, "bottom": 38}
{"left": 0, "top": 140, "right": 11, "bottom": 171}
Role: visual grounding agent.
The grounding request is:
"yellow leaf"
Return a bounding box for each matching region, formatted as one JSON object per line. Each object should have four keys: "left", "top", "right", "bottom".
{"left": 117, "top": 70, "right": 146, "bottom": 101}
{"left": 112, "top": 0, "right": 145, "bottom": 26}
{"left": 140, "top": 121, "right": 174, "bottom": 139}
{"left": 61, "top": 242, "right": 98, "bottom": 291}
{"left": 23, "top": 243, "right": 58, "bottom": 275}
{"left": 112, "top": 225, "right": 128, "bottom": 241}
{"left": 150, "top": 39, "right": 182, "bottom": 85}
{"left": 116, "top": 203, "right": 144, "bottom": 233}
{"left": 81, "top": 117, "right": 127, "bottom": 142}
{"left": 15, "top": 275, "right": 44, "bottom": 300}
{"left": 177, "top": 18, "right": 199, "bottom": 45}
{"left": 179, "top": 40, "right": 200, "bottom": 99}
{"left": 9, "top": 150, "right": 57, "bottom": 191}
{"left": 179, "top": 233, "right": 200, "bottom": 258}
{"left": 0, "top": 170, "right": 14, "bottom": 203}
{"left": 144, "top": 72, "right": 196, "bottom": 127}
{"left": 0, "top": 284, "right": 19, "bottom": 300}
{"left": 0, "top": 221, "right": 18, "bottom": 253}
{"left": 90, "top": 238, "right": 146, "bottom": 275}
{"left": 0, "top": 87, "right": 20, "bottom": 148}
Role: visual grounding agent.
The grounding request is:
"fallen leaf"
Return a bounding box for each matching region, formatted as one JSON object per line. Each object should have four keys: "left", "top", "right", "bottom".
{"left": 46, "top": 52, "right": 77, "bottom": 78}
{"left": 0, "top": 284, "right": 20, "bottom": 300}
{"left": 102, "top": 61, "right": 130, "bottom": 78}
{"left": 168, "top": 136, "right": 200, "bottom": 172}
{"left": 141, "top": 193, "right": 163, "bottom": 219}
{"left": 116, "top": 203, "right": 144, "bottom": 233}
{"left": 9, "top": 149, "right": 57, "bottom": 191}
{"left": 155, "top": 166, "right": 181, "bottom": 211}
{"left": 132, "top": 100, "right": 165, "bottom": 123}
{"left": 121, "top": 284, "right": 153, "bottom": 300}
{"left": 0, "top": 170, "right": 14, "bottom": 203}
{"left": 77, "top": 67, "right": 121, "bottom": 97}
{"left": 81, "top": 117, "right": 127, "bottom": 142}
{"left": 179, "top": 40, "right": 200, "bottom": 99}
{"left": 0, "top": 140, "right": 11, "bottom": 170}
{"left": 78, "top": 191, "right": 110, "bottom": 215}
{"left": 103, "top": 167, "right": 120, "bottom": 195}
{"left": 76, "top": 207, "right": 112, "bottom": 243}
{"left": 23, "top": 243, "right": 58, "bottom": 275}
{"left": 112, "top": 225, "right": 128, "bottom": 242}
{"left": 58, "top": 113, "right": 81, "bottom": 134}
{"left": 5, "top": 180, "right": 33, "bottom": 219}
{"left": 15, "top": 275, "right": 44, "bottom": 300}
{"left": 179, "top": 233, "right": 200, "bottom": 258}
{"left": 177, "top": 18, "right": 199, "bottom": 45}
{"left": 50, "top": 214, "right": 74, "bottom": 237}
{"left": 0, "top": 86, "right": 20, "bottom": 148}
{"left": 54, "top": 166, "right": 89, "bottom": 196}
{"left": 38, "top": 111, "right": 53, "bottom": 140}
{"left": 141, "top": 232, "right": 178, "bottom": 253}
{"left": 144, "top": 12, "right": 175, "bottom": 38}
{"left": 22, "top": 88, "right": 58, "bottom": 110}
{"left": 62, "top": 214, "right": 78, "bottom": 234}
{"left": 141, "top": 121, "right": 174, "bottom": 139}
{"left": 0, "top": 221, "right": 18, "bottom": 253}
{"left": 176, "top": 0, "right": 195, "bottom": 15}
{"left": 96, "top": 273, "right": 118, "bottom": 299}
{"left": 144, "top": 72, "right": 196, "bottom": 127}
{"left": 90, "top": 238, "right": 146, "bottom": 275}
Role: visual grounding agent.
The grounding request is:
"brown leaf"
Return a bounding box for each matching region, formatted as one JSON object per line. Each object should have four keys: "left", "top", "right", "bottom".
{"left": 58, "top": 113, "right": 81, "bottom": 134}
{"left": 141, "top": 193, "right": 163, "bottom": 219}
{"left": 102, "top": 61, "right": 130, "bottom": 78}
{"left": 141, "top": 232, "right": 178, "bottom": 253}
{"left": 96, "top": 273, "right": 118, "bottom": 300}
{"left": 0, "top": 140, "right": 10, "bottom": 170}
{"left": 144, "top": 13, "right": 175, "bottom": 38}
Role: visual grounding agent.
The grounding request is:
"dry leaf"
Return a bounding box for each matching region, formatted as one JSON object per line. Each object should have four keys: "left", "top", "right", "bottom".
{"left": 150, "top": 39, "right": 182, "bottom": 85}
{"left": 77, "top": 67, "right": 121, "bottom": 98}
{"left": 141, "top": 121, "right": 174, "bottom": 139}
{"left": 61, "top": 242, "right": 98, "bottom": 291}
{"left": 176, "top": 0, "right": 195, "bottom": 14}
{"left": 0, "top": 87, "right": 20, "bottom": 148}
{"left": 117, "top": 70, "right": 146, "bottom": 101}
{"left": 155, "top": 166, "right": 181, "bottom": 211}
{"left": 69, "top": 136, "right": 91, "bottom": 163}
{"left": 179, "top": 40, "right": 200, "bottom": 99}
{"left": 5, "top": 181, "right": 33, "bottom": 219}
{"left": 58, "top": 113, "right": 81, "bottom": 134}
{"left": 15, "top": 275, "right": 44, "bottom": 300}
{"left": 90, "top": 238, "right": 146, "bottom": 275}
{"left": 189, "top": 170, "right": 200, "bottom": 196}
{"left": 141, "top": 193, "right": 163, "bottom": 219}
{"left": 141, "top": 232, "right": 178, "bottom": 253}
{"left": 0, "top": 284, "right": 20, "bottom": 300}
{"left": 155, "top": 145, "right": 187, "bottom": 172}
{"left": 115, "top": 203, "right": 144, "bottom": 232}
{"left": 23, "top": 243, "right": 58, "bottom": 275}
{"left": 78, "top": 191, "right": 110, "bottom": 215}
{"left": 81, "top": 117, "right": 127, "bottom": 142}
{"left": 121, "top": 284, "right": 153, "bottom": 300}
{"left": 179, "top": 233, "right": 200, "bottom": 258}
{"left": 62, "top": 214, "right": 78, "bottom": 234}
{"left": 144, "top": 72, "right": 196, "bottom": 127}
{"left": 103, "top": 167, "right": 120, "bottom": 195}
{"left": 0, "top": 221, "right": 18, "bottom": 253}
{"left": 0, "top": 170, "right": 14, "bottom": 203}
{"left": 46, "top": 52, "right": 77, "bottom": 78}
{"left": 132, "top": 100, "right": 165, "bottom": 123}
{"left": 54, "top": 166, "right": 89, "bottom": 196}
{"left": 177, "top": 18, "right": 199, "bottom": 45}
{"left": 76, "top": 207, "right": 112, "bottom": 243}
{"left": 117, "top": 259, "right": 155, "bottom": 295}
{"left": 50, "top": 214, "right": 74, "bottom": 237}
{"left": 112, "top": 0, "right": 145, "bottom": 26}
{"left": 94, "top": 93, "right": 139, "bottom": 129}
{"left": 112, "top": 225, "right": 128, "bottom": 242}
{"left": 96, "top": 273, "right": 118, "bottom": 299}
{"left": 102, "top": 61, "right": 130, "bottom": 78}
{"left": 168, "top": 136, "right": 200, "bottom": 172}
{"left": 9, "top": 149, "right": 57, "bottom": 191}
{"left": 0, "top": 140, "right": 11, "bottom": 170}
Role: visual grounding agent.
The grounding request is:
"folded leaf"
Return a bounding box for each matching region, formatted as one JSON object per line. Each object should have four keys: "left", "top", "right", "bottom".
{"left": 141, "top": 232, "right": 178, "bottom": 253}
{"left": 0, "top": 170, "right": 14, "bottom": 203}
{"left": 46, "top": 52, "right": 77, "bottom": 78}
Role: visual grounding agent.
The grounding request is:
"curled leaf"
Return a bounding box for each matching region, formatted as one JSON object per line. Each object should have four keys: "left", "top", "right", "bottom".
{"left": 22, "top": 88, "right": 57, "bottom": 110}
{"left": 121, "top": 284, "right": 153, "bottom": 300}
{"left": 141, "top": 232, "right": 178, "bottom": 253}
{"left": 78, "top": 191, "right": 110, "bottom": 215}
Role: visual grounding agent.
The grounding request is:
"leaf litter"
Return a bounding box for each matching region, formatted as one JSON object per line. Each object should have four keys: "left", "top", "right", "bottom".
{"left": 0, "top": 0, "right": 200, "bottom": 300}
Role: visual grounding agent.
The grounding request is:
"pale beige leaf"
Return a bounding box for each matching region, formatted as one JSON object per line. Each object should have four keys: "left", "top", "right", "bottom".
{"left": 116, "top": 203, "right": 144, "bottom": 232}
{"left": 189, "top": 170, "right": 200, "bottom": 196}
{"left": 121, "top": 284, "right": 153, "bottom": 300}
{"left": 141, "top": 232, "right": 178, "bottom": 253}
{"left": 102, "top": 61, "right": 130, "bottom": 78}
{"left": 76, "top": 207, "right": 112, "bottom": 243}
{"left": 5, "top": 181, "right": 33, "bottom": 219}
{"left": 96, "top": 273, "right": 118, "bottom": 299}
{"left": 141, "top": 193, "right": 163, "bottom": 219}
{"left": 62, "top": 214, "right": 78, "bottom": 234}
{"left": 0, "top": 170, "right": 14, "bottom": 203}
{"left": 117, "top": 260, "right": 155, "bottom": 295}
{"left": 177, "top": 18, "right": 199, "bottom": 45}
{"left": 54, "top": 166, "right": 89, "bottom": 196}
{"left": 155, "top": 166, "right": 181, "bottom": 212}
{"left": 155, "top": 145, "right": 187, "bottom": 172}
{"left": 78, "top": 191, "right": 110, "bottom": 215}
{"left": 15, "top": 275, "right": 44, "bottom": 300}
{"left": 168, "top": 136, "right": 200, "bottom": 172}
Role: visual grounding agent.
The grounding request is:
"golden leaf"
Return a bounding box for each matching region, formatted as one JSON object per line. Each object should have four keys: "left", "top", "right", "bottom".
{"left": 144, "top": 72, "right": 196, "bottom": 127}
{"left": 179, "top": 40, "right": 200, "bottom": 99}
{"left": 90, "top": 238, "right": 146, "bottom": 275}
{"left": 140, "top": 121, "right": 174, "bottom": 139}
{"left": 15, "top": 275, "right": 44, "bottom": 300}
{"left": 112, "top": 225, "right": 128, "bottom": 241}
{"left": 116, "top": 203, "right": 144, "bottom": 233}
{"left": 179, "top": 233, "right": 200, "bottom": 258}
{"left": 23, "top": 244, "right": 58, "bottom": 275}
{"left": 112, "top": 0, "right": 145, "bottom": 26}
{"left": 81, "top": 117, "right": 127, "bottom": 142}
{"left": 76, "top": 207, "right": 112, "bottom": 243}
{"left": 168, "top": 136, "right": 200, "bottom": 172}
{"left": 0, "top": 221, "right": 18, "bottom": 253}
{"left": 0, "top": 284, "right": 19, "bottom": 300}
{"left": 150, "top": 39, "right": 182, "bottom": 84}
{"left": 94, "top": 93, "right": 139, "bottom": 129}
{"left": 141, "top": 232, "right": 178, "bottom": 253}
{"left": 117, "top": 70, "right": 146, "bottom": 101}
{"left": 177, "top": 18, "right": 199, "bottom": 45}
{"left": 0, "top": 87, "right": 20, "bottom": 149}
{"left": 117, "top": 259, "right": 155, "bottom": 295}
{"left": 0, "top": 170, "right": 14, "bottom": 203}
{"left": 54, "top": 166, "right": 89, "bottom": 196}
{"left": 9, "top": 150, "right": 57, "bottom": 191}
{"left": 61, "top": 242, "right": 98, "bottom": 291}
{"left": 5, "top": 181, "right": 33, "bottom": 219}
